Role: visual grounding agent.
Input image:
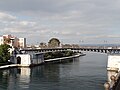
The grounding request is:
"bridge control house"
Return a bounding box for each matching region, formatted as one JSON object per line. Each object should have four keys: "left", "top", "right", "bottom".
{"left": 10, "top": 53, "right": 44, "bottom": 67}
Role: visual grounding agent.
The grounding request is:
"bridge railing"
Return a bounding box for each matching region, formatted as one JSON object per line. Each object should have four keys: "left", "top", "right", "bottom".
{"left": 20, "top": 47, "right": 120, "bottom": 54}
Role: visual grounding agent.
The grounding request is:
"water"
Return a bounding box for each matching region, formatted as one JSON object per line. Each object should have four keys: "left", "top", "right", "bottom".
{"left": 0, "top": 52, "right": 108, "bottom": 90}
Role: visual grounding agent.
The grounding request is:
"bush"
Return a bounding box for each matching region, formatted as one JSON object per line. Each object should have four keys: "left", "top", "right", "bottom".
{"left": 44, "top": 51, "right": 74, "bottom": 60}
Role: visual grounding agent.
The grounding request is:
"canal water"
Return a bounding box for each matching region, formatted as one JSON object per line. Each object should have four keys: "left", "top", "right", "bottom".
{"left": 0, "top": 52, "right": 108, "bottom": 90}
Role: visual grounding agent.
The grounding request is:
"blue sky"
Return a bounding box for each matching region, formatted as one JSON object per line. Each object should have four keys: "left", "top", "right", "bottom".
{"left": 0, "top": 0, "right": 120, "bottom": 45}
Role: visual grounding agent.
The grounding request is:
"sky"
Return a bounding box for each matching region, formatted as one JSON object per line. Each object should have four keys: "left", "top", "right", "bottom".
{"left": 0, "top": 0, "right": 120, "bottom": 45}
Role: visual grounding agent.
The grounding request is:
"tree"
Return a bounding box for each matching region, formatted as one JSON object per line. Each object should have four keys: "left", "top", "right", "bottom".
{"left": 39, "top": 42, "right": 47, "bottom": 48}
{"left": 62, "top": 44, "right": 72, "bottom": 48}
{"left": 0, "top": 44, "right": 11, "bottom": 63}
{"left": 48, "top": 38, "right": 60, "bottom": 48}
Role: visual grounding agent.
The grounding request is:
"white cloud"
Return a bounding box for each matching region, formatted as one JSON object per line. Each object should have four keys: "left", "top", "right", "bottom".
{"left": 107, "top": 35, "right": 120, "bottom": 38}
{"left": 0, "top": 0, "right": 120, "bottom": 44}
{"left": 3, "top": 28, "right": 25, "bottom": 33}
{"left": 0, "top": 12, "right": 16, "bottom": 21}
{"left": 19, "top": 21, "right": 36, "bottom": 26}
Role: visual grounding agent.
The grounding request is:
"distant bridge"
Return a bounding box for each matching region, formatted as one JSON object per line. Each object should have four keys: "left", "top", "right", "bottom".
{"left": 20, "top": 47, "right": 120, "bottom": 54}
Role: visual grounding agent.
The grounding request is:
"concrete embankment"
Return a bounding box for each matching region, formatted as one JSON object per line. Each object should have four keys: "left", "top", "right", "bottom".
{"left": 0, "top": 64, "right": 18, "bottom": 69}
{"left": 44, "top": 53, "right": 85, "bottom": 63}
{"left": 0, "top": 53, "right": 85, "bottom": 69}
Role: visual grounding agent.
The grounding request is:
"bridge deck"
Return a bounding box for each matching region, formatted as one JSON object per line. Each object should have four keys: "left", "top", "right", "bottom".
{"left": 21, "top": 47, "right": 120, "bottom": 54}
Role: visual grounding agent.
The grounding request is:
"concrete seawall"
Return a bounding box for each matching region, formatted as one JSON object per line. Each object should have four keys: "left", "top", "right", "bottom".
{"left": 0, "top": 64, "right": 18, "bottom": 69}
{"left": 45, "top": 53, "right": 85, "bottom": 62}
{"left": 0, "top": 53, "right": 86, "bottom": 69}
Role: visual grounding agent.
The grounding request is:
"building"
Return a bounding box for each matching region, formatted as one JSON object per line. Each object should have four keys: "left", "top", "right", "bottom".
{"left": 0, "top": 34, "right": 26, "bottom": 48}
{"left": 2, "top": 34, "right": 19, "bottom": 47}
{"left": 10, "top": 53, "right": 44, "bottom": 66}
{"left": 19, "top": 38, "right": 26, "bottom": 48}
{"left": 0, "top": 37, "right": 4, "bottom": 45}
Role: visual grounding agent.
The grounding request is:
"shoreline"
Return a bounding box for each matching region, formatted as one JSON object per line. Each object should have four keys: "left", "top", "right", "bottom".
{"left": 0, "top": 53, "right": 86, "bottom": 70}
{"left": 44, "top": 53, "right": 85, "bottom": 62}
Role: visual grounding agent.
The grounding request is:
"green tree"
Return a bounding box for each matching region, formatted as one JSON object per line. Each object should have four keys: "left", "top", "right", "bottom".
{"left": 39, "top": 42, "right": 47, "bottom": 48}
{"left": 0, "top": 44, "right": 11, "bottom": 63}
{"left": 48, "top": 38, "right": 60, "bottom": 48}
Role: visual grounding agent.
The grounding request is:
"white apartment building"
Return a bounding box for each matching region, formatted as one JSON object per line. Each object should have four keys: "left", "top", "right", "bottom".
{"left": 0, "top": 37, "right": 4, "bottom": 45}
{"left": 0, "top": 34, "right": 26, "bottom": 48}
{"left": 19, "top": 38, "right": 26, "bottom": 48}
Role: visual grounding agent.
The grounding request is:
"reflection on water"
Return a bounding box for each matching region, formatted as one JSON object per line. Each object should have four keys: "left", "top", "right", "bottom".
{"left": 0, "top": 68, "right": 31, "bottom": 90}
{"left": 0, "top": 52, "right": 108, "bottom": 90}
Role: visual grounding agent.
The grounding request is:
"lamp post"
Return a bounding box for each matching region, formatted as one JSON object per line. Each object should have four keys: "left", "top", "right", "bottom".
{"left": 103, "top": 40, "right": 107, "bottom": 49}
{"left": 79, "top": 40, "right": 84, "bottom": 48}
